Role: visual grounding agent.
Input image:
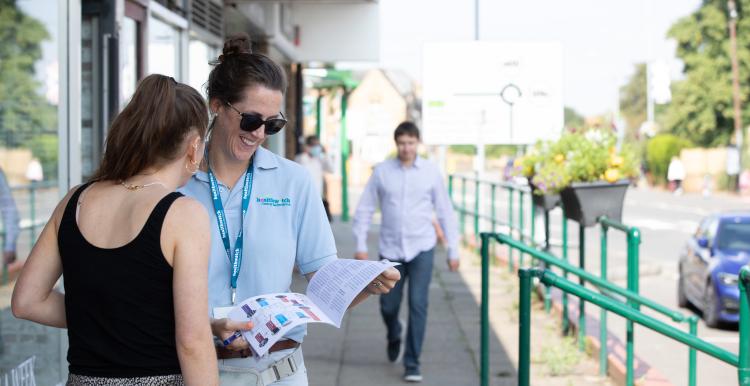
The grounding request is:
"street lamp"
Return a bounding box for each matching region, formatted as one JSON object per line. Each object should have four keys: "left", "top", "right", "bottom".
{"left": 728, "top": 0, "right": 743, "bottom": 190}
{"left": 500, "top": 83, "right": 522, "bottom": 144}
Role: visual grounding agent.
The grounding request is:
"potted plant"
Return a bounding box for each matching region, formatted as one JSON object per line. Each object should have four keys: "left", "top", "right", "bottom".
{"left": 529, "top": 129, "right": 639, "bottom": 226}
{"left": 513, "top": 141, "right": 561, "bottom": 211}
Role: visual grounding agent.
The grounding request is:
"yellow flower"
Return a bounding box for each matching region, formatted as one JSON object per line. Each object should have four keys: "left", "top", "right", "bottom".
{"left": 609, "top": 155, "right": 624, "bottom": 168}
{"left": 604, "top": 168, "right": 620, "bottom": 183}
{"left": 554, "top": 154, "right": 565, "bottom": 164}
{"left": 514, "top": 158, "right": 524, "bottom": 167}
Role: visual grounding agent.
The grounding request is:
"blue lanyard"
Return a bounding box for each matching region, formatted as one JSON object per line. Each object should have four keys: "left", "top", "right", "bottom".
{"left": 207, "top": 159, "right": 253, "bottom": 305}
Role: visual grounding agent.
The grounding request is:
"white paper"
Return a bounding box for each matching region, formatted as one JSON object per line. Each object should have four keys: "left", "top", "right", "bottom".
{"left": 226, "top": 259, "right": 398, "bottom": 357}
{"left": 306, "top": 259, "right": 398, "bottom": 327}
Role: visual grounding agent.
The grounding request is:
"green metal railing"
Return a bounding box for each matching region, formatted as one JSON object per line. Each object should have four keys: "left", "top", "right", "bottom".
{"left": 450, "top": 174, "right": 707, "bottom": 386}
{"left": 740, "top": 266, "right": 750, "bottom": 384}
{"left": 449, "top": 175, "right": 712, "bottom": 386}
{"left": 480, "top": 232, "right": 740, "bottom": 386}
{"left": 517, "top": 266, "right": 750, "bottom": 386}
{"left": 447, "top": 174, "right": 539, "bottom": 263}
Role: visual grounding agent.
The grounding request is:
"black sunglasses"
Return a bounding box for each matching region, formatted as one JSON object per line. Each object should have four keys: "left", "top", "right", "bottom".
{"left": 225, "top": 102, "right": 287, "bottom": 136}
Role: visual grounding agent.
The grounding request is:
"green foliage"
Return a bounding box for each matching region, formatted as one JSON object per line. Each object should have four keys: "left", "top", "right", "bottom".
{"left": 449, "top": 145, "right": 476, "bottom": 155}
{"left": 645, "top": 134, "right": 692, "bottom": 184}
{"left": 540, "top": 336, "right": 583, "bottom": 376}
{"left": 564, "top": 107, "right": 585, "bottom": 130}
{"left": 524, "top": 129, "right": 640, "bottom": 194}
{"left": 0, "top": 0, "right": 57, "bottom": 148}
{"left": 24, "top": 134, "right": 57, "bottom": 178}
{"left": 619, "top": 63, "right": 647, "bottom": 141}
{"left": 486, "top": 144, "right": 518, "bottom": 158}
{"left": 448, "top": 145, "right": 518, "bottom": 159}
{"left": 663, "top": 0, "right": 750, "bottom": 147}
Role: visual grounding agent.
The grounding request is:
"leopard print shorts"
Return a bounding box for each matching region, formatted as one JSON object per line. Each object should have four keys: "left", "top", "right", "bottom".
{"left": 66, "top": 373, "right": 185, "bottom": 385}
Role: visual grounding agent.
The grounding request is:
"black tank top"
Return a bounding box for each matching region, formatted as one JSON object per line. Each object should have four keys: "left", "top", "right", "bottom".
{"left": 58, "top": 183, "right": 184, "bottom": 377}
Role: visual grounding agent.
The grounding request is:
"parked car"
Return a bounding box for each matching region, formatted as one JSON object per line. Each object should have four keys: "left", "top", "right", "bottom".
{"left": 678, "top": 213, "right": 750, "bottom": 327}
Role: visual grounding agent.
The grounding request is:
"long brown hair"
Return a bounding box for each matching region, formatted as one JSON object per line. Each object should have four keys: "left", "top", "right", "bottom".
{"left": 92, "top": 74, "right": 208, "bottom": 181}
{"left": 207, "top": 33, "right": 287, "bottom": 105}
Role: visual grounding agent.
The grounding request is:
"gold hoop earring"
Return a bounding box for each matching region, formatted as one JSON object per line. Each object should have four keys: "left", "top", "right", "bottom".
{"left": 186, "top": 158, "right": 199, "bottom": 175}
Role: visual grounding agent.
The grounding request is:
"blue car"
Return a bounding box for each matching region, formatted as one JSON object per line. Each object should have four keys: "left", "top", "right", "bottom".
{"left": 678, "top": 213, "right": 750, "bottom": 327}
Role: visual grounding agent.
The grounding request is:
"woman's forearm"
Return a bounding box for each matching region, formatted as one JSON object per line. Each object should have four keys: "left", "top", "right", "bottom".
{"left": 176, "top": 329, "right": 219, "bottom": 386}
{"left": 12, "top": 290, "right": 66, "bottom": 328}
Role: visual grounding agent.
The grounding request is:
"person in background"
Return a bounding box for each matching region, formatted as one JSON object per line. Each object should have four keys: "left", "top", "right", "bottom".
{"left": 668, "top": 156, "right": 685, "bottom": 195}
{"left": 11, "top": 74, "right": 219, "bottom": 385}
{"left": 180, "top": 33, "right": 400, "bottom": 386}
{"left": 353, "top": 121, "right": 460, "bottom": 383}
{"left": 0, "top": 168, "right": 19, "bottom": 266}
{"left": 295, "top": 135, "right": 333, "bottom": 221}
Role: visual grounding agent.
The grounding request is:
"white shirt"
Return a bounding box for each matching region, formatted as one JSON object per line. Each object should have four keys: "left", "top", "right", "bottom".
{"left": 352, "top": 157, "right": 459, "bottom": 262}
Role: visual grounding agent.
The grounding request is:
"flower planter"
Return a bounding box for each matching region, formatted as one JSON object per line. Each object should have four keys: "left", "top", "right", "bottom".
{"left": 527, "top": 180, "right": 561, "bottom": 211}
{"left": 560, "top": 180, "right": 630, "bottom": 227}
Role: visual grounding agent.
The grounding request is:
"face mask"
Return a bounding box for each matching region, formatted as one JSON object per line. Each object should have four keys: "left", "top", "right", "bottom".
{"left": 310, "top": 146, "right": 322, "bottom": 157}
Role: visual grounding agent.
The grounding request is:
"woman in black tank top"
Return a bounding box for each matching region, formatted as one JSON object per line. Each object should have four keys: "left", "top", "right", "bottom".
{"left": 11, "top": 75, "right": 220, "bottom": 386}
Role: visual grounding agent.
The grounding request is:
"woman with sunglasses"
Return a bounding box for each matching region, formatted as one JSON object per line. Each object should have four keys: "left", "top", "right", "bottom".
{"left": 180, "top": 34, "right": 400, "bottom": 386}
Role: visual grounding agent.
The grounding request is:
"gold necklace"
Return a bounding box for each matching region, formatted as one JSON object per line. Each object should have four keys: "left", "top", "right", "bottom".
{"left": 119, "top": 180, "right": 166, "bottom": 191}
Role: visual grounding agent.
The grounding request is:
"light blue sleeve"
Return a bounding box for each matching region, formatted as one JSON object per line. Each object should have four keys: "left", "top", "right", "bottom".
{"left": 0, "top": 170, "right": 19, "bottom": 252}
{"left": 294, "top": 171, "right": 337, "bottom": 275}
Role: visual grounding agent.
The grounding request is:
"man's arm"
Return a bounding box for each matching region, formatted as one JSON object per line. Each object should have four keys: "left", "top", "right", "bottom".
{"left": 432, "top": 169, "right": 460, "bottom": 271}
{"left": 0, "top": 170, "right": 19, "bottom": 262}
{"left": 352, "top": 169, "right": 380, "bottom": 260}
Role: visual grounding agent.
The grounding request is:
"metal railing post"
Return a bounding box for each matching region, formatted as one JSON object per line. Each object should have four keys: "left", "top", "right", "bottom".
{"left": 688, "top": 316, "right": 698, "bottom": 386}
{"left": 490, "top": 184, "right": 496, "bottom": 261}
{"left": 599, "top": 223, "right": 609, "bottom": 376}
{"left": 518, "top": 268, "right": 536, "bottom": 386}
{"left": 480, "top": 233, "right": 491, "bottom": 386}
{"left": 461, "top": 177, "right": 467, "bottom": 242}
{"left": 474, "top": 178, "right": 480, "bottom": 245}
{"left": 508, "top": 188, "right": 514, "bottom": 272}
{"left": 578, "top": 223, "right": 586, "bottom": 351}
{"left": 739, "top": 267, "right": 750, "bottom": 385}
{"left": 543, "top": 209, "right": 551, "bottom": 313}
{"left": 562, "top": 210, "right": 570, "bottom": 334}
{"left": 519, "top": 191, "right": 525, "bottom": 267}
{"left": 530, "top": 200, "right": 537, "bottom": 267}
{"left": 626, "top": 228, "right": 641, "bottom": 386}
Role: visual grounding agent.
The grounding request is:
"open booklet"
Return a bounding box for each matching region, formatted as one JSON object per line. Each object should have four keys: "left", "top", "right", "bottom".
{"left": 227, "top": 259, "right": 398, "bottom": 357}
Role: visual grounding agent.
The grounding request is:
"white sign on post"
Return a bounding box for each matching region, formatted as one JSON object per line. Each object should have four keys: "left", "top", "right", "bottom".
{"left": 422, "top": 41, "right": 564, "bottom": 145}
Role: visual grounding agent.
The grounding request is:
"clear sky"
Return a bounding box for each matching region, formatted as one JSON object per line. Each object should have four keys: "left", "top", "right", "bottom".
{"left": 380, "top": 0, "right": 703, "bottom": 117}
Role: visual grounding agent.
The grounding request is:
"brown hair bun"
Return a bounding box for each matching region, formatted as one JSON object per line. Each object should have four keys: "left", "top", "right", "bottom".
{"left": 219, "top": 33, "right": 252, "bottom": 63}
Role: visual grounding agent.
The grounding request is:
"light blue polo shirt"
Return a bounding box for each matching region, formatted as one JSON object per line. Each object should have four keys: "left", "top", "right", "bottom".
{"left": 179, "top": 146, "right": 338, "bottom": 345}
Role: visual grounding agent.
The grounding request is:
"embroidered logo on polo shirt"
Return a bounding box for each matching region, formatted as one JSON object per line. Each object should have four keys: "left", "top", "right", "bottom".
{"left": 256, "top": 196, "right": 291, "bottom": 207}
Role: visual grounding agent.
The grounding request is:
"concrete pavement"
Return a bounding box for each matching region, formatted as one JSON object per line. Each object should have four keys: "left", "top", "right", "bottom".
{"left": 293, "top": 221, "right": 517, "bottom": 386}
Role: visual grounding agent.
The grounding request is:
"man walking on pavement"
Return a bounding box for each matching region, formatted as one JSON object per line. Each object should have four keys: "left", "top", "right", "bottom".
{"left": 353, "top": 121, "right": 459, "bottom": 383}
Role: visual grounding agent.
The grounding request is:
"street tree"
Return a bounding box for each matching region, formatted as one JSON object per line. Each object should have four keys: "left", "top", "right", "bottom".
{"left": 619, "top": 63, "right": 647, "bottom": 142}
{"left": 664, "top": 0, "right": 750, "bottom": 147}
{"left": 564, "top": 106, "right": 585, "bottom": 130}
{"left": 0, "top": 0, "right": 56, "bottom": 148}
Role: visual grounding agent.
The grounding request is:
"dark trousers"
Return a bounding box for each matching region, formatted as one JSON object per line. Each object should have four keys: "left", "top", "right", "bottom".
{"left": 380, "top": 249, "right": 435, "bottom": 371}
